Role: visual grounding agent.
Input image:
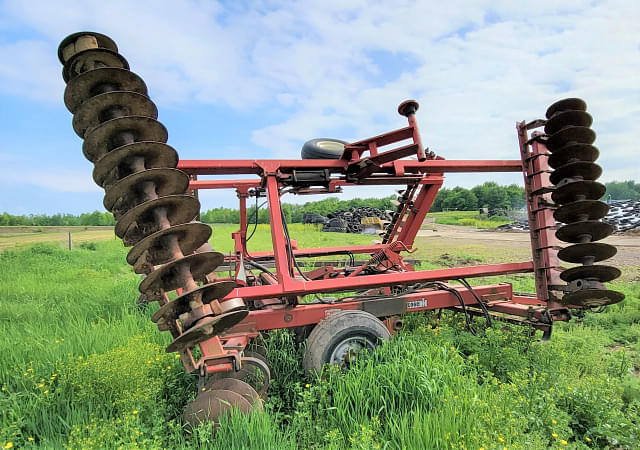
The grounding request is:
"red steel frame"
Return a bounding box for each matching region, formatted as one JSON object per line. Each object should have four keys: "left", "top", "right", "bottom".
{"left": 165, "top": 104, "right": 563, "bottom": 375}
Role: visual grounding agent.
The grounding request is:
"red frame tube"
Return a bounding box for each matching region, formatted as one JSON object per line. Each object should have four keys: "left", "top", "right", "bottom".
{"left": 168, "top": 104, "right": 556, "bottom": 374}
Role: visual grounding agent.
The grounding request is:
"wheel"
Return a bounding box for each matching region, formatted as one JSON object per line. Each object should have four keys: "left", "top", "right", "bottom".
{"left": 303, "top": 310, "right": 390, "bottom": 373}
{"left": 301, "top": 138, "right": 348, "bottom": 159}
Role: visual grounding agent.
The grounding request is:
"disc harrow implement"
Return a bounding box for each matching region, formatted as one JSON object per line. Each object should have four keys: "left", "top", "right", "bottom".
{"left": 545, "top": 98, "right": 624, "bottom": 307}
{"left": 56, "top": 30, "right": 626, "bottom": 434}
{"left": 58, "top": 31, "right": 255, "bottom": 425}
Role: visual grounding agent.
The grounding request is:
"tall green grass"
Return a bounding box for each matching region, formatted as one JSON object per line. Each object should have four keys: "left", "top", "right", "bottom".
{"left": 427, "top": 211, "right": 513, "bottom": 228}
{"left": 1, "top": 236, "right": 638, "bottom": 449}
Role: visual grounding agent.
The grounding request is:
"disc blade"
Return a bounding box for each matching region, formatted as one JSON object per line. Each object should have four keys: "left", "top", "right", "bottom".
{"left": 62, "top": 48, "right": 129, "bottom": 82}
{"left": 548, "top": 143, "right": 599, "bottom": 169}
{"left": 151, "top": 281, "right": 237, "bottom": 323}
{"left": 104, "top": 168, "right": 189, "bottom": 212}
{"left": 58, "top": 32, "right": 118, "bottom": 64}
{"left": 139, "top": 251, "right": 225, "bottom": 294}
{"left": 127, "top": 222, "right": 211, "bottom": 267}
{"left": 203, "top": 378, "right": 262, "bottom": 409}
{"left": 557, "top": 242, "right": 617, "bottom": 264}
{"left": 553, "top": 200, "right": 609, "bottom": 223}
{"left": 114, "top": 194, "right": 199, "bottom": 242}
{"left": 545, "top": 98, "right": 587, "bottom": 119}
{"left": 64, "top": 67, "right": 147, "bottom": 113}
{"left": 551, "top": 180, "right": 605, "bottom": 205}
{"left": 166, "top": 311, "right": 248, "bottom": 353}
{"left": 545, "top": 110, "right": 592, "bottom": 135}
{"left": 183, "top": 389, "right": 253, "bottom": 429}
{"left": 549, "top": 161, "right": 602, "bottom": 186}
{"left": 546, "top": 126, "right": 596, "bottom": 152}
{"left": 556, "top": 220, "right": 613, "bottom": 243}
{"left": 93, "top": 141, "right": 179, "bottom": 187}
{"left": 73, "top": 91, "right": 157, "bottom": 138}
{"left": 228, "top": 355, "right": 271, "bottom": 399}
{"left": 560, "top": 265, "right": 621, "bottom": 283}
{"left": 83, "top": 116, "right": 168, "bottom": 162}
{"left": 562, "top": 289, "right": 624, "bottom": 307}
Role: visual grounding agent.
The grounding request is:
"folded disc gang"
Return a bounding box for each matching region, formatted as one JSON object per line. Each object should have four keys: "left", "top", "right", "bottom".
{"left": 58, "top": 32, "right": 248, "bottom": 361}
{"left": 543, "top": 98, "right": 623, "bottom": 306}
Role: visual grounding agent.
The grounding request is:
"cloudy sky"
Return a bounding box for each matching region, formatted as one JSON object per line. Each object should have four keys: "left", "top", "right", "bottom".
{"left": 0, "top": 0, "right": 638, "bottom": 214}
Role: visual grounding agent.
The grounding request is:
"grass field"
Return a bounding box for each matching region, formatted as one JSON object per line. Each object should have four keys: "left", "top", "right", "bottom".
{"left": 426, "top": 211, "right": 514, "bottom": 229}
{"left": 0, "top": 211, "right": 512, "bottom": 252}
{"left": 1, "top": 226, "right": 639, "bottom": 449}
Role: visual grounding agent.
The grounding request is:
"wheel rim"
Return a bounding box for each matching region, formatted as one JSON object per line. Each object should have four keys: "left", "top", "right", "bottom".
{"left": 329, "top": 336, "right": 376, "bottom": 368}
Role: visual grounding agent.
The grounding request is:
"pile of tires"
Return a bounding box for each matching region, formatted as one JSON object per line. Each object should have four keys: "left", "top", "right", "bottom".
{"left": 322, "top": 207, "right": 392, "bottom": 234}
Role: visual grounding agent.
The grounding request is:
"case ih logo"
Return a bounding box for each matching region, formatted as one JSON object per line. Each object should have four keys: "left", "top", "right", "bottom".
{"left": 407, "top": 299, "right": 427, "bottom": 310}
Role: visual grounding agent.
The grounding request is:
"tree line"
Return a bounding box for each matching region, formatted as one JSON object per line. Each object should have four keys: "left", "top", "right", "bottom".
{"left": 1, "top": 181, "right": 636, "bottom": 226}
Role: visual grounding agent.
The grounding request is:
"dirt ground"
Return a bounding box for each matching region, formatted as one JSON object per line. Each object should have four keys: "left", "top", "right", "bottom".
{"left": 418, "top": 224, "right": 640, "bottom": 268}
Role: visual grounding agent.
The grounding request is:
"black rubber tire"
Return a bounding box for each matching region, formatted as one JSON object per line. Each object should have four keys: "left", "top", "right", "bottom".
{"left": 301, "top": 138, "right": 349, "bottom": 159}
{"left": 303, "top": 310, "right": 390, "bottom": 373}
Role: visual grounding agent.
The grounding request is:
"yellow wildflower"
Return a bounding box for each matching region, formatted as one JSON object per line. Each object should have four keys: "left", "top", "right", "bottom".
{"left": 305, "top": 383, "right": 310, "bottom": 388}
{"left": 552, "top": 433, "right": 558, "bottom": 438}
{"left": 27, "top": 437, "right": 34, "bottom": 441}
{"left": 585, "top": 437, "right": 592, "bottom": 443}
{"left": 167, "top": 366, "right": 171, "bottom": 370}
{"left": 175, "top": 354, "right": 181, "bottom": 359}
{"left": 552, "top": 419, "right": 557, "bottom": 424}
{"left": 560, "top": 440, "right": 567, "bottom": 446}
{"left": 38, "top": 383, "right": 44, "bottom": 388}
{"left": 4, "top": 443, "right": 13, "bottom": 449}
{"left": 132, "top": 410, "right": 138, "bottom": 415}
{"left": 498, "top": 436, "right": 504, "bottom": 443}
{"left": 44, "top": 390, "right": 49, "bottom": 394}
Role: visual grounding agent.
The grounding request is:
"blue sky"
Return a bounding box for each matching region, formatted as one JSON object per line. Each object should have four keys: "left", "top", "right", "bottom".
{"left": 0, "top": 0, "right": 638, "bottom": 214}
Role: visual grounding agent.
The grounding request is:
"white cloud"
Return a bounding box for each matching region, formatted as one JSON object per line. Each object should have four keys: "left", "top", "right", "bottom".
{"left": 0, "top": 166, "right": 100, "bottom": 193}
{"left": 0, "top": 0, "right": 638, "bottom": 199}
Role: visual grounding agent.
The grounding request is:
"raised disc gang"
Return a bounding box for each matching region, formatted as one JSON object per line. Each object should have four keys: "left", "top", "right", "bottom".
{"left": 58, "top": 32, "right": 248, "bottom": 353}
{"left": 545, "top": 98, "right": 624, "bottom": 307}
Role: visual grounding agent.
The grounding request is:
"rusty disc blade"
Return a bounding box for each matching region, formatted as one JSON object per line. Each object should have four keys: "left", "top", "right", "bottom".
{"left": 228, "top": 355, "right": 271, "bottom": 399}
{"left": 64, "top": 67, "right": 147, "bottom": 113}
{"left": 183, "top": 389, "right": 253, "bottom": 429}
{"left": 151, "top": 281, "right": 236, "bottom": 323}
{"left": 58, "top": 32, "right": 118, "bottom": 64}
{"left": 63, "top": 48, "right": 129, "bottom": 82}
{"left": 203, "top": 378, "right": 262, "bottom": 409}
{"left": 545, "top": 98, "right": 587, "bottom": 119}
{"left": 546, "top": 126, "right": 596, "bottom": 152}
{"left": 140, "top": 251, "right": 225, "bottom": 293}
{"left": 551, "top": 180, "right": 606, "bottom": 205}
{"left": 219, "top": 298, "right": 246, "bottom": 314}
{"left": 72, "top": 91, "right": 158, "bottom": 138}
{"left": 557, "top": 242, "right": 617, "bottom": 264}
{"left": 114, "top": 194, "right": 199, "bottom": 241}
{"left": 560, "top": 265, "right": 621, "bottom": 283}
{"left": 166, "top": 311, "right": 248, "bottom": 353}
{"left": 103, "top": 168, "right": 189, "bottom": 211}
{"left": 562, "top": 289, "right": 625, "bottom": 307}
{"left": 544, "top": 110, "right": 592, "bottom": 135}
{"left": 127, "top": 222, "right": 211, "bottom": 267}
{"left": 83, "top": 116, "right": 168, "bottom": 163}
{"left": 554, "top": 200, "right": 609, "bottom": 224}
{"left": 549, "top": 161, "right": 602, "bottom": 186}
{"left": 93, "top": 141, "right": 179, "bottom": 187}
{"left": 556, "top": 220, "right": 613, "bottom": 243}
{"left": 548, "top": 143, "right": 599, "bottom": 169}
